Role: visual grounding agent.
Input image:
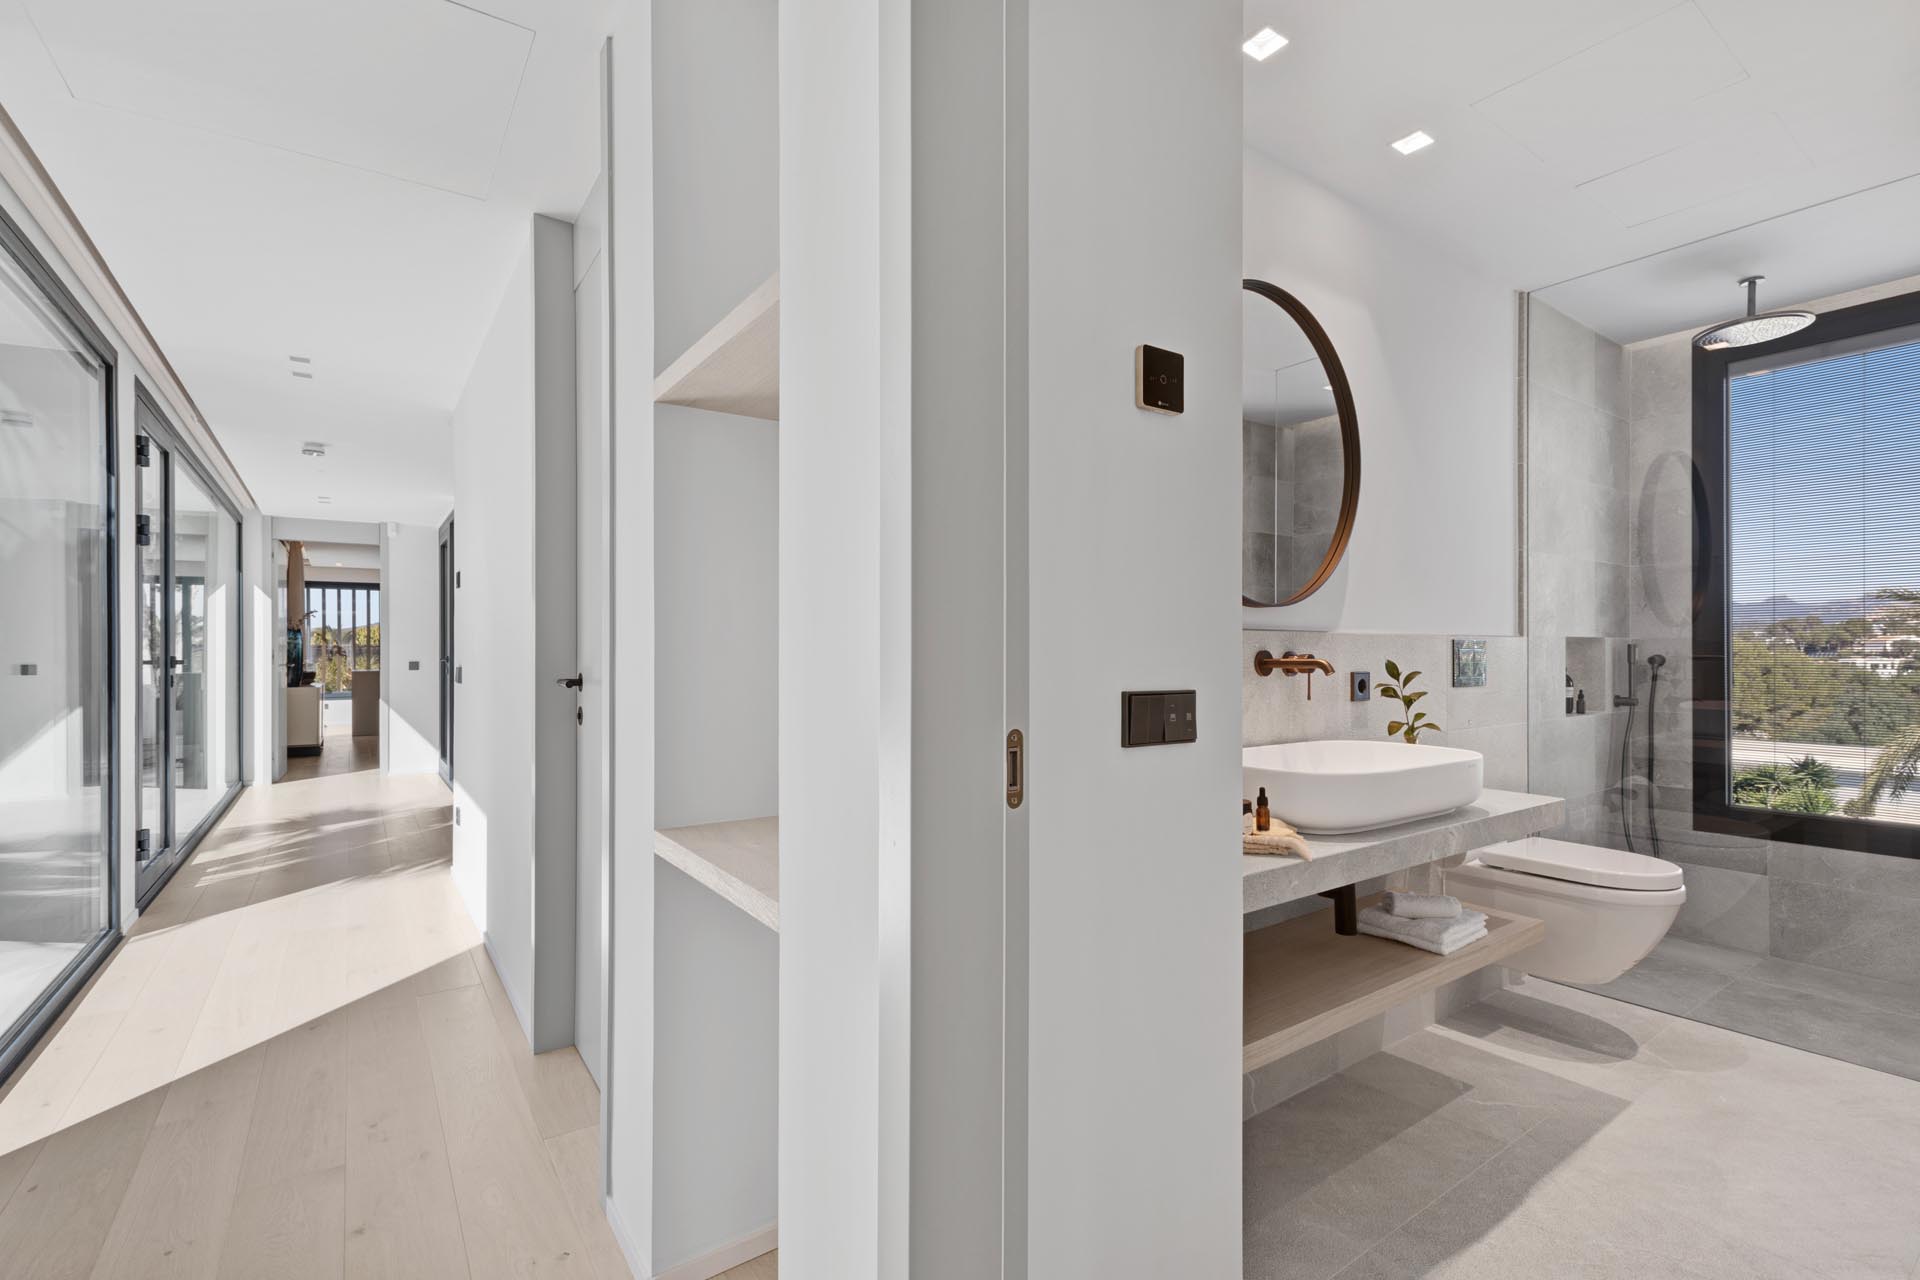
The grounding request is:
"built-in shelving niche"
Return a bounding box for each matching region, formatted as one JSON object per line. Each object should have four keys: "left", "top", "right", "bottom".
{"left": 1562, "top": 635, "right": 1617, "bottom": 717}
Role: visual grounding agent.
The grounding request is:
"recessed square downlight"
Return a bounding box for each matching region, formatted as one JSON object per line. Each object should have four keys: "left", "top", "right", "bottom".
{"left": 1243, "top": 27, "right": 1288, "bottom": 61}
{"left": 1391, "top": 130, "right": 1435, "bottom": 156}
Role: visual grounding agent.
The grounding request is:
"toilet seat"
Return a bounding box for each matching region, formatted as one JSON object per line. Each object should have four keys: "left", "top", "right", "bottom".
{"left": 1476, "top": 836, "right": 1683, "bottom": 892}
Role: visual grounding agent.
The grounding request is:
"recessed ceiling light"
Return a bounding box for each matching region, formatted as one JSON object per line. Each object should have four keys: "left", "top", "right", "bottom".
{"left": 1391, "top": 130, "right": 1435, "bottom": 156}
{"left": 301, "top": 442, "right": 328, "bottom": 458}
{"left": 1242, "top": 27, "right": 1288, "bottom": 60}
{"left": 291, "top": 369, "right": 314, "bottom": 380}
{"left": 316, "top": 496, "right": 332, "bottom": 504}
{"left": 289, "top": 355, "right": 311, "bottom": 364}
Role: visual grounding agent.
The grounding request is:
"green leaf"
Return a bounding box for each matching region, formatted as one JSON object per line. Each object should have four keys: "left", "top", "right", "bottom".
{"left": 1377, "top": 685, "right": 1400, "bottom": 700}
{"left": 1424, "top": 723, "right": 1444, "bottom": 734}
{"left": 1385, "top": 659, "right": 1401, "bottom": 681}
{"left": 1411, "top": 711, "right": 1427, "bottom": 723}
{"left": 1402, "top": 690, "right": 1427, "bottom": 706}
{"left": 1386, "top": 721, "right": 1405, "bottom": 736}
{"left": 1401, "top": 671, "right": 1422, "bottom": 687}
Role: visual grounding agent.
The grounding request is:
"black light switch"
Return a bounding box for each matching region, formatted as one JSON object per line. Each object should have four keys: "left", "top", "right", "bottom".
{"left": 1135, "top": 344, "right": 1184, "bottom": 415}
{"left": 1123, "top": 689, "right": 1197, "bottom": 747}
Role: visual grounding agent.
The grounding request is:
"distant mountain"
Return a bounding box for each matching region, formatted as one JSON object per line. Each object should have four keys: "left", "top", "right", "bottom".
{"left": 1731, "top": 595, "right": 1883, "bottom": 629}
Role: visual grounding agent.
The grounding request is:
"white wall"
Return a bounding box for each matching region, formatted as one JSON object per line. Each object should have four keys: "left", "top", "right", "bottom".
{"left": 604, "top": 9, "right": 661, "bottom": 1269}
{"left": 448, "top": 220, "right": 578, "bottom": 1052}
{"left": 379, "top": 521, "right": 442, "bottom": 775}
{"left": 781, "top": 2, "right": 1242, "bottom": 1275}
{"left": 778, "top": 0, "right": 908, "bottom": 1267}
{"left": 1242, "top": 148, "right": 1519, "bottom": 636}
{"left": 653, "top": 410, "right": 778, "bottom": 828}
{"left": 652, "top": 0, "right": 778, "bottom": 369}
{"left": 1023, "top": 3, "right": 1244, "bottom": 1273}
{"left": 651, "top": 0, "right": 780, "bottom": 833}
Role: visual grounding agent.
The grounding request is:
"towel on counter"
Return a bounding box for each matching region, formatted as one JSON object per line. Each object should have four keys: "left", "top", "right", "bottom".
{"left": 1357, "top": 904, "right": 1488, "bottom": 956}
{"left": 1242, "top": 813, "right": 1312, "bottom": 860}
{"left": 1382, "top": 891, "right": 1462, "bottom": 920}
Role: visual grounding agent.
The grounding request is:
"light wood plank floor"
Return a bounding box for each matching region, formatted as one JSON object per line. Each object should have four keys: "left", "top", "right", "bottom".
{"left": 0, "top": 761, "right": 666, "bottom": 1279}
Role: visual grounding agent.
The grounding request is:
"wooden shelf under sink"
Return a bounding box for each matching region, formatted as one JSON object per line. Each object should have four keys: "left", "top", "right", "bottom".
{"left": 1244, "top": 894, "right": 1545, "bottom": 1073}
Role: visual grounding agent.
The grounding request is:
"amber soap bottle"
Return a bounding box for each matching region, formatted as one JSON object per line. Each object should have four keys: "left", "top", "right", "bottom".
{"left": 1255, "top": 787, "right": 1271, "bottom": 833}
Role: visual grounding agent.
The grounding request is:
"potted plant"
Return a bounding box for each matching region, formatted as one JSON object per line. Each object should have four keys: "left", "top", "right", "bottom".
{"left": 1380, "top": 659, "right": 1443, "bottom": 744}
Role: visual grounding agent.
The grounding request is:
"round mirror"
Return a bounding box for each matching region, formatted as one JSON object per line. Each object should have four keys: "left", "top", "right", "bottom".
{"left": 1241, "top": 279, "right": 1359, "bottom": 606}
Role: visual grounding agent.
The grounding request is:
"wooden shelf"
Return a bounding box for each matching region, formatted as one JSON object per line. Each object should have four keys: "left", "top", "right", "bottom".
{"left": 1243, "top": 895, "right": 1544, "bottom": 1073}
{"left": 652, "top": 273, "right": 779, "bottom": 421}
{"left": 654, "top": 817, "right": 779, "bottom": 931}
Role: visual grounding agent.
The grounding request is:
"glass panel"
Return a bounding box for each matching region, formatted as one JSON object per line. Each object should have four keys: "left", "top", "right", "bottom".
{"left": 170, "top": 466, "right": 232, "bottom": 836}
{"left": 1727, "top": 336, "right": 1920, "bottom": 823}
{"left": 0, "top": 242, "right": 112, "bottom": 1039}
{"left": 138, "top": 439, "right": 167, "bottom": 862}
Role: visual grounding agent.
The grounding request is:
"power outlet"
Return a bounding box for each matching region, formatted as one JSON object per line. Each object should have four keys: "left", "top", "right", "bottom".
{"left": 1350, "top": 671, "right": 1372, "bottom": 701}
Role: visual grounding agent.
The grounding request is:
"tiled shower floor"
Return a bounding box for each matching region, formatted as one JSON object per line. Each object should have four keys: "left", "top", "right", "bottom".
{"left": 1567, "top": 935, "right": 1920, "bottom": 1082}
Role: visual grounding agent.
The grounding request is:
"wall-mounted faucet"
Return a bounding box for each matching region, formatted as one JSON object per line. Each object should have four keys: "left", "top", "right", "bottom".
{"left": 1254, "top": 649, "right": 1335, "bottom": 699}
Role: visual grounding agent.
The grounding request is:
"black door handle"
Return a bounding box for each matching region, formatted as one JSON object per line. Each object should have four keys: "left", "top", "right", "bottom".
{"left": 556, "top": 673, "right": 584, "bottom": 690}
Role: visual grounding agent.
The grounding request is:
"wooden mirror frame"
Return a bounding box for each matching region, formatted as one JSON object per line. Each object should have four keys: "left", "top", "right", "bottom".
{"left": 1242, "top": 277, "right": 1362, "bottom": 607}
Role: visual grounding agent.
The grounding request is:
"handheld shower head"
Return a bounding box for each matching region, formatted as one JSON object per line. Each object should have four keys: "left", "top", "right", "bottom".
{"left": 1647, "top": 653, "right": 1667, "bottom": 671}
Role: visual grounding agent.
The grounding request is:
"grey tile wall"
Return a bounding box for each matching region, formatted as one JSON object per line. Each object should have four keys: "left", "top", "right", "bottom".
{"left": 1526, "top": 301, "right": 1631, "bottom": 849}
{"left": 1241, "top": 631, "right": 1529, "bottom": 790}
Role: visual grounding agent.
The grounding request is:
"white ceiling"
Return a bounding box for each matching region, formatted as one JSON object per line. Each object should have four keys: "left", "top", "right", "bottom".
{"left": 1244, "top": 0, "right": 1920, "bottom": 343}
{"left": 0, "top": 0, "right": 608, "bottom": 524}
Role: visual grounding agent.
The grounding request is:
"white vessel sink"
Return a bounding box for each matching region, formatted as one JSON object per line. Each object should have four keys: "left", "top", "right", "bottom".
{"left": 1243, "top": 740, "right": 1485, "bottom": 835}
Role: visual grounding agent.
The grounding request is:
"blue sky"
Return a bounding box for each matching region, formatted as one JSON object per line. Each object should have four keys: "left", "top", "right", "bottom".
{"left": 1729, "top": 336, "right": 1920, "bottom": 609}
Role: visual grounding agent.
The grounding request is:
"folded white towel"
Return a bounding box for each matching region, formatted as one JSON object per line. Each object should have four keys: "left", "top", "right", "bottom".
{"left": 1359, "top": 921, "right": 1487, "bottom": 956}
{"left": 1357, "top": 905, "right": 1487, "bottom": 952}
{"left": 1383, "top": 891, "right": 1461, "bottom": 920}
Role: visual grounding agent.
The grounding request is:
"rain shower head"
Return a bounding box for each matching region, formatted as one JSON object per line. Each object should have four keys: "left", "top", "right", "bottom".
{"left": 1693, "top": 276, "right": 1815, "bottom": 351}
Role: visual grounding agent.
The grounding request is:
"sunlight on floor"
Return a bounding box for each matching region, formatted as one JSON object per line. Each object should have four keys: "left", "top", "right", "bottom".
{"left": 0, "top": 768, "right": 475, "bottom": 1158}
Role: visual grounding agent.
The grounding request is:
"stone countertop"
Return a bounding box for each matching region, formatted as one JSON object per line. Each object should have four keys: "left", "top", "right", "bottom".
{"left": 1243, "top": 789, "right": 1566, "bottom": 914}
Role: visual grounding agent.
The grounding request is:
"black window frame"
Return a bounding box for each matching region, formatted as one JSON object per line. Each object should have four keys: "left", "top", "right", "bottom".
{"left": 304, "top": 579, "right": 381, "bottom": 686}
{"left": 1694, "top": 285, "right": 1920, "bottom": 861}
{"left": 0, "top": 201, "right": 121, "bottom": 1085}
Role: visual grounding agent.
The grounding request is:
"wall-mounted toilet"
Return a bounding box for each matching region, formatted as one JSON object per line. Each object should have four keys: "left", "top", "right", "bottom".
{"left": 1444, "top": 837, "right": 1686, "bottom": 985}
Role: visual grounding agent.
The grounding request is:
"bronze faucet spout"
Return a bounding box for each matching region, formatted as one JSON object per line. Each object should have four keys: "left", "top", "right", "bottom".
{"left": 1254, "top": 649, "right": 1335, "bottom": 678}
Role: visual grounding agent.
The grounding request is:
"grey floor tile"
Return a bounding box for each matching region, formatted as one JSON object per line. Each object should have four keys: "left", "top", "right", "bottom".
{"left": 1743, "top": 954, "right": 1920, "bottom": 1020}
{"left": 1566, "top": 935, "right": 1762, "bottom": 1016}
{"left": 1686, "top": 978, "right": 1920, "bottom": 1082}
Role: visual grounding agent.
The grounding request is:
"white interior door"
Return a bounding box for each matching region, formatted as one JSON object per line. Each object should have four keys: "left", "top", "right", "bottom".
{"left": 573, "top": 233, "right": 610, "bottom": 1087}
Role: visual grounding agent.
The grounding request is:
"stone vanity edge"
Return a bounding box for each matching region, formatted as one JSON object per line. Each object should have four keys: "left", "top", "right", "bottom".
{"left": 1243, "top": 789, "right": 1566, "bottom": 914}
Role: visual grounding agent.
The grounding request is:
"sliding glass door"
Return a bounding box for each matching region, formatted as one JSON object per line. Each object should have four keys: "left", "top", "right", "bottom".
{"left": 0, "top": 213, "right": 115, "bottom": 1080}
{"left": 134, "top": 392, "right": 241, "bottom": 903}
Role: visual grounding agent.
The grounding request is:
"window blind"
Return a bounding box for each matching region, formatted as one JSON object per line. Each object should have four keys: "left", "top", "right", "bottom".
{"left": 1727, "top": 333, "right": 1920, "bottom": 822}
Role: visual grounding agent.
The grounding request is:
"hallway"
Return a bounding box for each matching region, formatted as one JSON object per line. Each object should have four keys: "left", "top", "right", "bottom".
{"left": 0, "top": 765, "right": 623, "bottom": 1279}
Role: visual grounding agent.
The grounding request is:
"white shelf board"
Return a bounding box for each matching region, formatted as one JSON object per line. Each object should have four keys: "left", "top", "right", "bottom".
{"left": 654, "top": 816, "right": 779, "bottom": 931}
{"left": 652, "top": 273, "right": 779, "bottom": 421}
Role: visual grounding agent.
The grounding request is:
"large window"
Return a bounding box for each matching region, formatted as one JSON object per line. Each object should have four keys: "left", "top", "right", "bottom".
{"left": 0, "top": 209, "right": 116, "bottom": 1077}
{"left": 1699, "top": 290, "right": 1920, "bottom": 857}
{"left": 304, "top": 581, "right": 380, "bottom": 693}
{"left": 133, "top": 390, "right": 243, "bottom": 901}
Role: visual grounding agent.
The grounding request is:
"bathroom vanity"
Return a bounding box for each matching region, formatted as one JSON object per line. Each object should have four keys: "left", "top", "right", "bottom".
{"left": 1242, "top": 790, "right": 1563, "bottom": 1073}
